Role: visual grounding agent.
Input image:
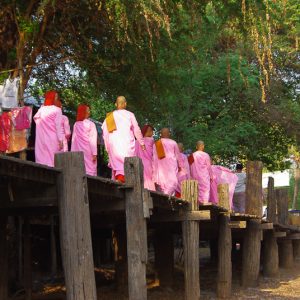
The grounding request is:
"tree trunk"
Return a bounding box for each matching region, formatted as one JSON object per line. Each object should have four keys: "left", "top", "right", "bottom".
{"left": 292, "top": 168, "right": 300, "bottom": 210}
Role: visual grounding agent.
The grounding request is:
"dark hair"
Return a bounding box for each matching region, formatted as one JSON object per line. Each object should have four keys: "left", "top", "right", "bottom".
{"left": 236, "top": 163, "right": 243, "bottom": 170}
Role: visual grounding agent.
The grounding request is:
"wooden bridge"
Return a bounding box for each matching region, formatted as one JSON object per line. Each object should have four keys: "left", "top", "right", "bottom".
{"left": 0, "top": 152, "right": 299, "bottom": 300}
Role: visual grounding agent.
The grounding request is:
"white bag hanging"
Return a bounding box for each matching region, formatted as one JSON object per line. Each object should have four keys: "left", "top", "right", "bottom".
{"left": 2, "top": 77, "right": 19, "bottom": 108}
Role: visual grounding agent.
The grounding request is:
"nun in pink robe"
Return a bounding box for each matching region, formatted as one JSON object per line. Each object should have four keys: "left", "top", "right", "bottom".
{"left": 175, "top": 143, "right": 190, "bottom": 197}
{"left": 152, "top": 128, "right": 183, "bottom": 196}
{"left": 211, "top": 165, "right": 238, "bottom": 209}
{"left": 190, "top": 141, "right": 213, "bottom": 203}
{"left": 61, "top": 115, "right": 71, "bottom": 152}
{"left": 136, "top": 125, "right": 155, "bottom": 191}
{"left": 71, "top": 104, "right": 98, "bottom": 176}
{"left": 34, "top": 91, "right": 63, "bottom": 167}
{"left": 102, "top": 96, "right": 144, "bottom": 183}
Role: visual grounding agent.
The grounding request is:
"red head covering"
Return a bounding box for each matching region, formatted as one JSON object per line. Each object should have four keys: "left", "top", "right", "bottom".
{"left": 44, "top": 90, "right": 59, "bottom": 106}
{"left": 141, "top": 124, "right": 154, "bottom": 137}
{"left": 76, "top": 104, "right": 90, "bottom": 121}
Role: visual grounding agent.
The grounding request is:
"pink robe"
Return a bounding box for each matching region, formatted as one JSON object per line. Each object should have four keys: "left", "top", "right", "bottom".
{"left": 176, "top": 153, "right": 190, "bottom": 194}
{"left": 211, "top": 165, "right": 238, "bottom": 209}
{"left": 71, "top": 119, "right": 98, "bottom": 176}
{"left": 34, "top": 105, "right": 63, "bottom": 167}
{"left": 61, "top": 115, "right": 71, "bottom": 152}
{"left": 153, "top": 138, "right": 183, "bottom": 196}
{"left": 102, "top": 109, "right": 144, "bottom": 177}
{"left": 136, "top": 137, "right": 155, "bottom": 190}
{"left": 190, "top": 151, "right": 212, "bottom": 203}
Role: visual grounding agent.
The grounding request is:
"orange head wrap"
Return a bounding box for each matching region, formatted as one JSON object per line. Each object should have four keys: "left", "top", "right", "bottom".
{"left": 76, "top": 104, "right": 90, "bottom": 121}
{"left": 44, "top": 90, "right": 59, "bottom": 106}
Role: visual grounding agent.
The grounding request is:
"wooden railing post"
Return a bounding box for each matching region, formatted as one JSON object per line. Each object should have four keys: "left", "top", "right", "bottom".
{"left": 0, "top": 216, "right": 8, "bottom": 300}
{"left": 181, "top": 180, "right": 200, "bottom": 300}
{"left": 55, "top": 152, "right": 97, "bottom": 300}
{"left": 277, "top": 188, "right": 289, "bottom": 225}
{"left": 245, "top": 161, "right": 263, "bottom": 216}
{"left": 124, "top": 157, "right": 147, "bottom": 300}
{"left": 267, "top": 177, "right": 276, "bottom": 223}
{"left": 218, "top": 183, "right": 230, "bottom": 210}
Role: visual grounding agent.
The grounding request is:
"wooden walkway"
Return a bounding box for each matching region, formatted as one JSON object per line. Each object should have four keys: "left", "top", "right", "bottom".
{"left": 0, "top": 152, "right": 299, "bottom": 300}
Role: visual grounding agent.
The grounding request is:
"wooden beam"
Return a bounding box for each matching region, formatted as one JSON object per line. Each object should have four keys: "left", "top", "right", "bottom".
{"left": 150, "top": 210, "right": 210, "bottom": 222}
{"left": 0, "top": 154, "right": 60, "bottom": 184}
{"left": 124, "top": 157, "right": 147, "bottom": 300}
{"left": 276, "top": 188, "right": 289, "bottom": 225}
{"left": 217, "top": 214, "right": 232, "bottom": 298}
{"left": 274, "top": 231, "right": 287, "bottom": 238}
{"left": 182, "top": 180, "right": 200, "bottom": 300}
{"left": 267, "top": 177, "right": 277, "bottom": 223}
{"left": 260, "top": 223, "right": 273, "bottom": 230}
{"left": 228, "top": 221, "right": 246, "bottom": 229}
{"left": 245, "top": 161, "right": 263, "bottom": 217}
{"left": 55, "top": 152, "right": 97, "bottom": 300}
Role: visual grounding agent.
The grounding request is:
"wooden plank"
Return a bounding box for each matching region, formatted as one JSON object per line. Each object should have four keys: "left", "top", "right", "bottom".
{"left": 0, "top": 154, "right": 60, "bottom": 184}
{"left": 218, "top": 183, "right": 230, "bottom": 210}
{"left": 276, "top": 188, "right": 289, "bottom": 225}
{"left": 260, "top": 223, "right": 273, "bottom": 230}
{"left": 228, "top": 221, "right": 247, "bottom": 229}
{"left": 181, "top": 180, "right": 200, "bottom": 300}
{"left": 217, "top": 214, "right": 232, "bottom": 298}
{"left": 263, "top": 230, "right": 279, "bottom": 277}
{"left": 150, "top": 210, "right": 210, "bottom": 222}
{"left": 245, "top": 161, "right": 263, "bottom": 217}
{"left": 242, "top": 219, "right": 262, "bottom": 287}
{"left": 267, "top": 177, "right": 277, "bottom": 222}
{"left": 24, "top": 217, "right": 32, "bottom": 300}
{"left": 274, "top": 231, "right": 287, "bottom": 238}
{"left": 124, "top": 157, "right": 147, "bottom": 300}
{"left": 55, "top": 152, "right": 97, "bottom": 300}
{"left": 0, "top": 216, "right": 8, "bottom": 300}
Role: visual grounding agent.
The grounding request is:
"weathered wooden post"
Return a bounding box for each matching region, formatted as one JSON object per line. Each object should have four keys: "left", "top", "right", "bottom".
{"left": 278, "top": 239, "right": 293, "bottom": 268}
{"left": 181, "top": 180, "right": 200, "bottom": 300}
{"left": 263, "top": 230, "right": 279, "bottom": 277}
{"left": 217, "top": 214, "right": 232, "bottom": 298}
{"left": 154, "top": 224, "right": 174, "bottom": 287}
{"left": 267, "top": 177, "right": 276, "bottom": 223}
{"left": 124, "top": 157, "right": 148, "bottom": 300}
{"left": 24, "top": 217, "right": 32, "bottom": 300}
{"left": 242, "top": 161, "right": 263, "bottom": 287}
{"left": 218, "top": 183, "right": 230, "bottom": 210}
{"left": 263, "top": 177, "right": 279, "bottom": 277}
{"left": 55, "top": 152, "right": 97, "bottom": 300}
{"left": 0, "top": 216, "right": 8, "bottom": 300}
{"left": 277, "top": 188, "right": 289, "bottom": 225}
{"left": 293, "top": 240, "right": 300, "bottom": 260}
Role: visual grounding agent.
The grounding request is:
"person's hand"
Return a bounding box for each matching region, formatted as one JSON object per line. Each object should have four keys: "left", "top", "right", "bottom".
{"left": 141, "top": 144, "right": 146, "bottom": 151}
{"left": 59, "top": 141, "right": 63, "bottom": 150}
{"left": 92, "top": 155, "right": 97, "bottom": 162}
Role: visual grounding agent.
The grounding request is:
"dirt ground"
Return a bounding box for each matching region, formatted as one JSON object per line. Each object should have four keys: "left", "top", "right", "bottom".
{"left": 14, "top": 259, "right": 300, "bottom": 300}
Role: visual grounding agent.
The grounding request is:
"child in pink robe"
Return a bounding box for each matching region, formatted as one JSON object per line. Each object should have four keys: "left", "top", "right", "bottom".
{"left": 190, "top": 141, "right": 213, "bottom": 203}
{"left": 153, "top": 128, "right": 183, "bottom": 196}
{"left": 102, "top": 96, "right": 144, "bottom": 182}
{"left": 61, "top": 115, "right": 71, "bottom": 152}
{"left": 71, "top": 104, "right": 98, "bottom": 176}
{"left": 175, "top": 143, "right": 190, "bottom": 197}
{"left": 34, "top": 91, "right": 63, "bottom": 167}
{"left": 136, "top": 125, "right": 155, "bottom": 191}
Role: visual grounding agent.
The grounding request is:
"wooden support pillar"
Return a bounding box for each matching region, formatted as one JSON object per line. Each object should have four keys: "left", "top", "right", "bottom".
{"left": 0, "top": 216, "right": 8, "bottom": 300}
{"left": 154, "top": 225, "right": 174, "bottom": 287}
{"left": 181, "top": 180, "right": 200, "bottom": 300}
{"left": 242, "top": 219, "right": 261, "bottom": 287}
{"left": 124, "top": 157, "right": 148, "bottom": 300}
{"left": 277, "top": 188, "right": 289, "bottom": 225}
{"left": 55, "top": 152, "right": 97, "bottom": 300}
{"left": 263, "top": 230, "right": 279, "bottom": 277}
{"left": 293, "top": 240, "right": 300, "bottom": 260}
{"left": 245, "top": 161, "right": 263, "bottom": 217}
{"left": 278, "top": 240, "right": 293, "bottom": 269}
{"left": 113, "top": 225, "right": 128, "bottom": 293}
{"left": 267, "top": 177, "right": 276, "bottom": 223}
{"left": 50, "top": 216, "right": 57, "bottom": 276}
{"left": 218, "top": 184, "right": 230, "bottom": 210}
{"left": 24, "top": 218, "right": 32, "bottom": 300}
{"left": 217, "top": 214, "right": 232, "bottom": 299}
